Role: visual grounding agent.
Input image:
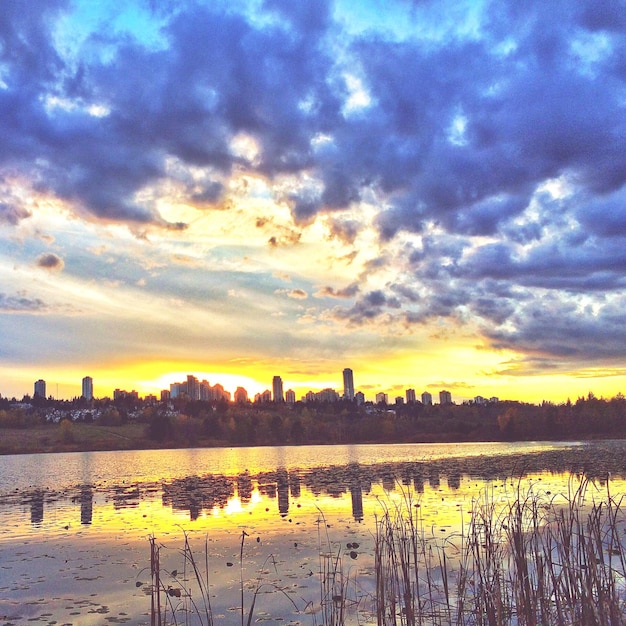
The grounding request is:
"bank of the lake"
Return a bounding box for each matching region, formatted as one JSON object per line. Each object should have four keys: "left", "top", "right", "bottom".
{"left": 0, "top": 420, "right": 608, "bottom": 456}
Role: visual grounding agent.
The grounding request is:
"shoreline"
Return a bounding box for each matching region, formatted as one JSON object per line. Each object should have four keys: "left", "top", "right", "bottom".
{"left": 0, "top": 421, "right": 617, "bottom": 456}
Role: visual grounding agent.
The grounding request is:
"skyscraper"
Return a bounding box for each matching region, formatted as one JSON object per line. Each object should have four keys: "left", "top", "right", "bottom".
{"left": 34, "top": 379, "right": 46, "bottom": 398}
{"left": 343, "top": 368, "right": 355, "bottom": 401}
{"left": 439, "top": 390, "right": 452, "bottom": 405}
{"left": 272, "top": 376, "right": 284, "bottom": 402}
{"left": 82, "top": 376, "right": 93, "bottom": 401}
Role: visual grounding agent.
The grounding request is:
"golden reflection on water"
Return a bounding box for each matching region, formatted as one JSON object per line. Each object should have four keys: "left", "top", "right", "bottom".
{"left": 2, "top": 442, "right": 626, "bottom": 625}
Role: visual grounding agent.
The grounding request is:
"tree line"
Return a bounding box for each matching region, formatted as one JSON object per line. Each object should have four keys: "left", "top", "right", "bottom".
{"left": 1, "top": 392, "right": 624, "bottom": 446}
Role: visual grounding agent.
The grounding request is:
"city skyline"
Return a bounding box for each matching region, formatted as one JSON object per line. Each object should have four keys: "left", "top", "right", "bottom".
{"left": 2, "top": 2, "right": 626, "bottom": 405}
{"left": 20, "top": 368, "right": 464, "bottom": 405}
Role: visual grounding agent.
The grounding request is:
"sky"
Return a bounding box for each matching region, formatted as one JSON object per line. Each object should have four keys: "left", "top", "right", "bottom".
{"left": 1, "top": 0, "right": 626, "bottom": 403}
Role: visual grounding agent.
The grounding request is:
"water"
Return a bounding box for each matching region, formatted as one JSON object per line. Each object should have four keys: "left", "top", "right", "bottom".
{"left": 0, "top": 440, "right": 624, "bottom": 625}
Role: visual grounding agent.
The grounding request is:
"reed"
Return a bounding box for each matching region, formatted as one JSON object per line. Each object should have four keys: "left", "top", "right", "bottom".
{"left": 373, "top": 477, "right": 626, "bottom": 626}
{"left": 147, "top": 477, "right": 626, "bottom": 625}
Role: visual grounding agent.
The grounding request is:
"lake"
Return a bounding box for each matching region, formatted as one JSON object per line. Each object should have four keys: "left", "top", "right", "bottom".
{"left": 0, "top": 440, "right": 625, "bottom": 625}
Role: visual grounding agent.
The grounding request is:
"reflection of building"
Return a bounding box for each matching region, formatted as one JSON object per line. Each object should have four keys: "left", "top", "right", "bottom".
{"left": 272, "top": 376, "right": 284, "bottom": 403}
{"left": 277, "top": 469, "right": 289, "bottom": 517}
{"left": 162, "top": 475, "right": 235, "bottom": 521}
{"left": 237, "top": 472, "right": 253, "bottom": 502}
{"left": 34, "top": 379, "right": 46, "bottom": 398}
{"left": 289, "top": 472, "right": 301, "bottom": 498}
{"left": 82, "top": 376, "right": 93, "bottom": 401}
{"left": 350, "top": 481, "right": 364, "bottom": 522}
{"left": 30, "top": 490, "right": 44, "bottom": 525}
{"left": 343, "top": 368, "right": 354, "bottom": 401}
{"left": 80, "top": 485, "right": 93, "bottom": 525}
{"left": 413, "top": 473, "right": 424, "bottom": 493}
{"left": 448, "top": 472, "right": 460, "bottom": 490}
{"left": 428, "top": 468, "right": 440, "bottom": 489}
{"left": 382, "top": 474, "right": 395, "bottom": 492}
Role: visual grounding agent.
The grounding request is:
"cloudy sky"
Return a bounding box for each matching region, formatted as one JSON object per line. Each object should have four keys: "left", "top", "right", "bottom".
{"left": 1, "top": 0, "right": 626, "bottom": 402}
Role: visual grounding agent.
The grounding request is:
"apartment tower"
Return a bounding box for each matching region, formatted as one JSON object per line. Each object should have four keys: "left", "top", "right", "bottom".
{"left": 343, "top": 368, "right": 355, "bottom": 401}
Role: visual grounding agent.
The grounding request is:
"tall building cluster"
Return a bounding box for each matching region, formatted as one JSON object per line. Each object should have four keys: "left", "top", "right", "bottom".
{"left": 29, "top": 369, "right": 497, "bottom": 406}
{"left": 168, "top": 375, "right": 231, "bottom": 402}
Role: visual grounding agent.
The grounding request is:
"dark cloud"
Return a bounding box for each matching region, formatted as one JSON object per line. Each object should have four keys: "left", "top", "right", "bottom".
{"left": 483, "top": 295, "right": 626, "bottom": 362}
{"left": 36, "top": 252, "right": 64, "bottom": 271}
{"left": 2, "top": 0, "right": 626, "bottom": 369}
{"left": 315, "top": 283, "right": 359, "bottom": 299}
{"left": 0, "top": 201, "right": 31, "bottom": 225}
{"left": 0, "top": 293, "right": 48, "bottom": 313}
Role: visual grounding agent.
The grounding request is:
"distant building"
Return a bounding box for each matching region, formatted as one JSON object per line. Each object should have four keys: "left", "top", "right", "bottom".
{"left": 285, "top": 389, "right": 296, "bottom": 404}
{"left": 160, "top": 389, "right": 171, "bottom": 402}
{"left": 375, "top": 392, "right": 388, "bottom": 404}
{"left": 406, "top": 388, "right": 416, "bottom": 404}
{"left": 474, "top": 395, "right": 486, "bottom": 405}
{"left": 187, "top": 375, "right": 199, "bottom": 401}
{"left": 199, "top": 379, "right": 211, "bottom": 401}
{"left": 114, "top": 389, "right": 138, "bottom": 400}
{"left": 355, "top": 391, "right": 365, "bottom": 405}
{"left": 170, "top": 382, "right": 181, "bottom": 398}
{"left": 234, "top": 386, "right": 249, "bottom": 403}
{"left": 395, "top": 396, "right": 404, "bottom": 405}
{"left": 343, "top": 368, "right": 355, "bottom": 401}
{"left": 421, "top": 391, "right": 433, "bottom": 405}
{"left": 255, "top": 389, "right": 272, "bottom": 403}
{"left": 82, "top": 376, "right": 93, "bottom": 401}
{"left": 272, "top": 376, "right": 284, "bottom": 403}
{"left": 439, "top": 390, "right": 452, "bottom": 405}
{"left": 34, "top": 379, "right": 46, "bottom": 398}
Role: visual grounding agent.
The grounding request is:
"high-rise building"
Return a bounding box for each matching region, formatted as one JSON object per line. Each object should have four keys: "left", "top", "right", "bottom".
{"left": 439, "top": 390, "right": 452, "bottom": 405}
{"left": 285, "top": 389, "right": 296, "bottom": 404}
{"left": 375, "top": 392, "right": 388, "bottom": 404}
{"left": 170, "top": 382, "right": 181, "bottom": 398}
{"left": 272, "top": 376, "right": 284, "bottom": 402}
{"left": 421, "top": 391, "right": 433, "bottom": 405}
{"left": 234, "top": 387, "right": 249, "bottom": 403}
{"left": 355, "top": 391, "right": 365, "bottom": 405}
{"left": 343, "top": 368, "right": 355, "bottom": 401}
{"left": 406, "top": 388, "right": 416, "bottom": 404}
{"left": 34, "top": 379, "right": 46, "bottom": 398}
{"left": 187, "top": 375, "right": 199, "bottom": 401}
{"left": 82, "top": 376, "right": 93, "bottom": 401}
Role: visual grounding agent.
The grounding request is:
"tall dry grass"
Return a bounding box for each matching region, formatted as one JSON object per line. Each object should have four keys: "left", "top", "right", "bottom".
{"left": 147, "top": 477, "right": 626, "bottom": 625}
{"left": 374, "top": 477, "right": 626, "bottom": 626}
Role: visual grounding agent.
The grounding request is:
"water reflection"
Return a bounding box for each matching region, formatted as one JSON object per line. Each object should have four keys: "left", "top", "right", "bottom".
{"left": 80, "top": 484, "right": 93, "bottom": 525}
{"left": 4, "top": 441, "right": 626, "bottom": 532}
{"left": 29, "top": 489, "right": 44, "bottom": 526}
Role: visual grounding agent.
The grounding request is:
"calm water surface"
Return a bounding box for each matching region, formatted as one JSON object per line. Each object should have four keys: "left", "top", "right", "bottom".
{"left": 0, "top": 440, "right": 625, "bottom": 625}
